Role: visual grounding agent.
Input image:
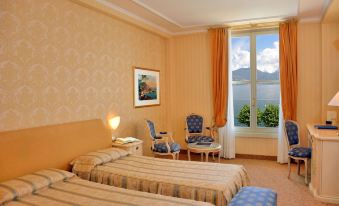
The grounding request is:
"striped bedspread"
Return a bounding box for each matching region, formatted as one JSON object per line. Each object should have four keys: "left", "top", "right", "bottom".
{"left": 0, "top": 169, "right": 212, "bottom": 206}
{"left": 73, "top": 151, "right": 250, "bottom": 206}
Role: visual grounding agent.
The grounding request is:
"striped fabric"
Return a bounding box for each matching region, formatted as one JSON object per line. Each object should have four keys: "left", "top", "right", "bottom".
{"left": 0, "top": 169, "right": 213, "bottom": 206}
{"left": 79, "top": 155, "right": 250, "bottom": 206}
{"left": 71, "top": 147, "right": 129, "bottom": 180}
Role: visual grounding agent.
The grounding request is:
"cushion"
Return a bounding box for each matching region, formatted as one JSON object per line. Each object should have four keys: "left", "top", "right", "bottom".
{"left": 146, "top": 120, "right": 156, "bottom": 139}
{"left": 153, "top": 143, "right": 181, "bottom": 153}
{"left": 0, "top": 169, "right": 74, "bottom": 204}
{"left": 229, "top": 186, "right": 277, "bottom": 206}
{"left": 285, "top": 121, "right": 299, "bottom": 145}
{"left": 186, "top": 115, "right": 203, "bottom": 133}
{"left": 186, "top": 135, "right": 214, "bottom": 143}
{"left": 288, "top": 147, "right": 312, "bottom": 158}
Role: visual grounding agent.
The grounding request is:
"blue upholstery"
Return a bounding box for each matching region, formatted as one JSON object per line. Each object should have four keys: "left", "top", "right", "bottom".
{"left": 285, "top": 121, "right": 299, "bottom": 145}
{"left": 153, "top": 143, "right": 181, "bottom": 153}
{"left": 288, "top": 147, "right": 312, "bottom": 158}
{"left": 186, "top": 114, "right": 203, "bottom": 133}
{"left": 146, "top": 120, "right": 156, "bottom": 139}
{"left": 229, "top": 186, "right": 277, "bottom": 206}
{"left": 186, "top": 135, "right": 214, "bottom": 143}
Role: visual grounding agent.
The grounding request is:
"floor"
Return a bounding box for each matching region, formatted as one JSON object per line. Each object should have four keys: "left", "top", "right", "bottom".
{"left": 160, "top": 153, "right": 336, "bottom": 206}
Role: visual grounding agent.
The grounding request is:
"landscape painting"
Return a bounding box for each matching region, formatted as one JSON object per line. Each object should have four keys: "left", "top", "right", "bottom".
{"left": 134, "top": 67, "right": 160, "bottom": 107}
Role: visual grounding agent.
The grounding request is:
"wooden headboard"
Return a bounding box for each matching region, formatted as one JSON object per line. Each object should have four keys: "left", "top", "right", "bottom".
{"left": 0, "top": 119, "right": 112, "bottom": 182}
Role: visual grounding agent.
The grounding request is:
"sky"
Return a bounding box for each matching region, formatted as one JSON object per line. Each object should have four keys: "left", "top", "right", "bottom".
{"left": 231, "top": 34, "right": 279, "bottom": 73}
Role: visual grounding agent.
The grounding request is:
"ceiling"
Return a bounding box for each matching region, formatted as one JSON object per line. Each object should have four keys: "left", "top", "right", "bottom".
{"left": 97, "top": 0, "right": 331, "bottom": 35}
{"left": 323, "top": 0, "right": 339, "bottom": 23}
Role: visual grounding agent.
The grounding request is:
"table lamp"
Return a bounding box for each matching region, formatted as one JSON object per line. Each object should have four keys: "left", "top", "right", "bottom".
{"left": 328, "top": 91, "right": 339, "bottom": 135}
{"left": 329, "top": 91, "right": 339, "bottom": 107}
{"left": 108, "top": 116, "right": 120, "bottom": 141}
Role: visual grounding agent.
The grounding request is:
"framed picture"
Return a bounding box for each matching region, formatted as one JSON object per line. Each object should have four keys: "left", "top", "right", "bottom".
{"left": 133, "top": 67, "right": 160, "bottom": 108}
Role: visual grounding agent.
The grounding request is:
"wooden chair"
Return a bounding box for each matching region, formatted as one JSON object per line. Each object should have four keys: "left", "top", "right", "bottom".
{"left": 284, "top": 120, "right": 312, "bottom": 184}
{"left": 146, "top": 120, "right": 180, "bottom": 160}
{"left": 185, "top": 113, "right": 216, "bottom": 144}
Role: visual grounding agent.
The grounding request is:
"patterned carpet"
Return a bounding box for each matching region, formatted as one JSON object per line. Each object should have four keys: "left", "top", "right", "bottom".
{"left": 160, "top": 153, "right": 336, "bottom": 206}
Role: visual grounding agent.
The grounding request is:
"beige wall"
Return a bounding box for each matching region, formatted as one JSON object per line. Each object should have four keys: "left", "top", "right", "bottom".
{"left": 167, "top": 33, "right": 213, "bottom": 148}
{"left": 235, "top": 137, "right": 278, "bottom": 156}
{"left": 321, "top": 23, "right": 339, "bottom": 122}
{"left": 297, "top": 23, "right": 322, "bottom": 146}
{"left": 0, "top": 0, "right": 167, "bottom": 156}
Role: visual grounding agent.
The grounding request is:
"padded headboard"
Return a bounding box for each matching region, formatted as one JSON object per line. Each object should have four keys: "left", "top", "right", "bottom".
{"left": 0, "top": 119, "right": 112, "bottom": 182}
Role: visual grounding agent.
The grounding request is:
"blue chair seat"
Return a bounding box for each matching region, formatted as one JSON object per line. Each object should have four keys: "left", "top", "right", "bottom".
{"left": 186, "top": 135, "right": 214, "bottom": 143}
{"left": 229, "top": 186, "right": 277, "bottom": 206}
{"left": 288, "top": 147, "right": 312, "bottom": 158}
{"left": 153, "top": 143, "right": 180, "bottom": 153}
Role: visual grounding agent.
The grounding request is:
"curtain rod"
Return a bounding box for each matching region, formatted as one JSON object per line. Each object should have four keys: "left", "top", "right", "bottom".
{"left": 209, "top": 19, "right": 292, "bottom": 31}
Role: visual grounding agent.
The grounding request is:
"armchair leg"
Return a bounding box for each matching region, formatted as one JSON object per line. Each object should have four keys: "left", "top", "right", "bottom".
{"left": 288, "top": 157, "right": 291, "bottom": 178}
{"left": 304, "top": 159, "right": 308, "bottom": 184}
{"left": 297, "top": 160, "right": 300, "bottom": 175}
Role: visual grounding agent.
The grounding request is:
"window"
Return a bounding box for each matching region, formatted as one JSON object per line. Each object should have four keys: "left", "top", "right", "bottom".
{"left": 231, "top": 29, "right": 280, "bottom": 136}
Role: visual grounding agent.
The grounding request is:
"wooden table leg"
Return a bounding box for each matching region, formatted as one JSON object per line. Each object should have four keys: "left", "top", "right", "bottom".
{"left": 218, "top": 151, "right": 221, "bottom": 163}
{"left": 201, "top": 153, "right": 203, "bottom": 161}
{"left": 205, "top": 152, "right": 209, "bottom": 162}
{"left": 188, "top": 150, "right": 191, "bottom": 161}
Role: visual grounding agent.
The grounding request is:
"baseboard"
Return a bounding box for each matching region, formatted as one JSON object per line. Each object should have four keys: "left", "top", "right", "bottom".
{"left": 235, "top": 154, "right": 277, "bottom": 161}
{"left": 180, "top": 149, "right": 277, "bottom": 161}
{"left": 309, "top": 183, "right": 339, "bottom": 204}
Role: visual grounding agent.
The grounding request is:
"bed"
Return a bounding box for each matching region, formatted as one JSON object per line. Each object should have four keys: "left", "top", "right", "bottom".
{"left": 0, "top": 119, "right": 249, "bottom": 206}
{"left": 71, "top": 147, "right": 250, "bottom": 206}
{"left": 0, "top": 169, "right": 213, "bottom": 206}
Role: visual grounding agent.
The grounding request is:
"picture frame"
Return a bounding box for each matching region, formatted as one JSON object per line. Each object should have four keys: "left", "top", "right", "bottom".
{"left": 133, "top": 67, "right": 160, "bottom": 108}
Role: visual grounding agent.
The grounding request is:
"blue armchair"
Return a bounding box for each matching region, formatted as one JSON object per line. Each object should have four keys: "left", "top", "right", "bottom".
{"left": 185, "top": 114, "right": 215, "bottom": 144}
{"left": 284, "top": 120, "right": 312, "bottom": 184}
{"left": 146, "top": 120, "right": 180, "bottom": 160}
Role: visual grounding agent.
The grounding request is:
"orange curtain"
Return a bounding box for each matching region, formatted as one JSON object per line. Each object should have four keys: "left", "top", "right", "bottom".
{"left": 279, "top": 20, "right": 298, "bottom": 120}
{"left": 210, "top": 28, "right": 228, "bottom": 127}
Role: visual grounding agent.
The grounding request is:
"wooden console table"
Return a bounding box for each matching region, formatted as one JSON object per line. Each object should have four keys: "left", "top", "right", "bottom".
{"left": 306, "top": 124, "right": 339, "bottom": 204}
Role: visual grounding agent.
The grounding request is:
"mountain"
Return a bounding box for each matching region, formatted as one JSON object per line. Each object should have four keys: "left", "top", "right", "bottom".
{"left": 232, "top": 68, "right": 279, "bottom": 81}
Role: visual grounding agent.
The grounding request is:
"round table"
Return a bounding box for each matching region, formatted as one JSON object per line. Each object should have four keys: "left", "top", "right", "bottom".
{"left": 187, "top": 142, "right": 221, "bottom": 162}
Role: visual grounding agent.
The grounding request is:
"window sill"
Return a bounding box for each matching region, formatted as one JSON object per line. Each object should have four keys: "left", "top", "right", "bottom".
{"left": 234, "top": 129, "right": 278, "bottom": 138}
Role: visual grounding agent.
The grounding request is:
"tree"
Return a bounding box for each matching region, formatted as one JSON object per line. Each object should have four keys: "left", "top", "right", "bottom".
{"left": 261, "top": 104, "right": 279, "bottom": 127}
{"left": 257, "top": 107, "right": 263, "bottom": 126}
{"left": 237, "top": 104, "right": 250, "bottom": 127}
{"left": 237, "top": 104, "right": 279, "bottom": 127}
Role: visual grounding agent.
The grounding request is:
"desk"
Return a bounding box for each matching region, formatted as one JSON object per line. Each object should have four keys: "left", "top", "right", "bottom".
{"left": 306, "top": 124, "right": 339, "bottom": 204}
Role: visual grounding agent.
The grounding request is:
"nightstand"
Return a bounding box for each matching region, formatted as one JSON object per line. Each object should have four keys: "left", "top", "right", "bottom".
{"left": 112, "top": 140, "right": 143, "bottom": 155}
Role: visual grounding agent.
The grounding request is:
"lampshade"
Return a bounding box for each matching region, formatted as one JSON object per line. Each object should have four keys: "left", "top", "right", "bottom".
{"left": 108, "top": 116, "right": 120, "bottom": 130}
{"left": 328, "top": 91, "right": 339, "bottom": 106}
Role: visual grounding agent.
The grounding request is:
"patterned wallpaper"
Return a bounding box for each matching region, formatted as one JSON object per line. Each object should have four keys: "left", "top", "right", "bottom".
{"left": 0, "top": 0, "right": 167, "bottom": 154}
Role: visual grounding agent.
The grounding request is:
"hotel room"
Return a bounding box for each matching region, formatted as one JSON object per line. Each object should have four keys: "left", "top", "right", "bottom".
{"left": 0, "top": 0, "right": 339, "bottom": 205}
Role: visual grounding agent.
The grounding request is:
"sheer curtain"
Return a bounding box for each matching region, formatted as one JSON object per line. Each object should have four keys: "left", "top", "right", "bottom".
{"left": 277, "top": 101, "right": 288, "bottom": 163}
{"left": 219, "top": 30, "right": 235, "bottom": 159}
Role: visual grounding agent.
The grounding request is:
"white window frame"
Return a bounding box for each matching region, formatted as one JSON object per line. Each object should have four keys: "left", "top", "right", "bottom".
{"left": 231, "top": 29, "right": 279, "bottom": 138}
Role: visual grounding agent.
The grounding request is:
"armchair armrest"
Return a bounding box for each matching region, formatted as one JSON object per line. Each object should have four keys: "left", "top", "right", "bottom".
{"left": 156, "top": 132, "right": 174, "bottom": 143}
{"left": 203, "top": 126, "right": 218, "bottom": 138}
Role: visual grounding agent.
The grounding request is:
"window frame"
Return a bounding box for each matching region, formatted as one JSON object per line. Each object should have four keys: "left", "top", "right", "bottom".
{"left": 231, "top": 28, "right": 280, "bottom": 138}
